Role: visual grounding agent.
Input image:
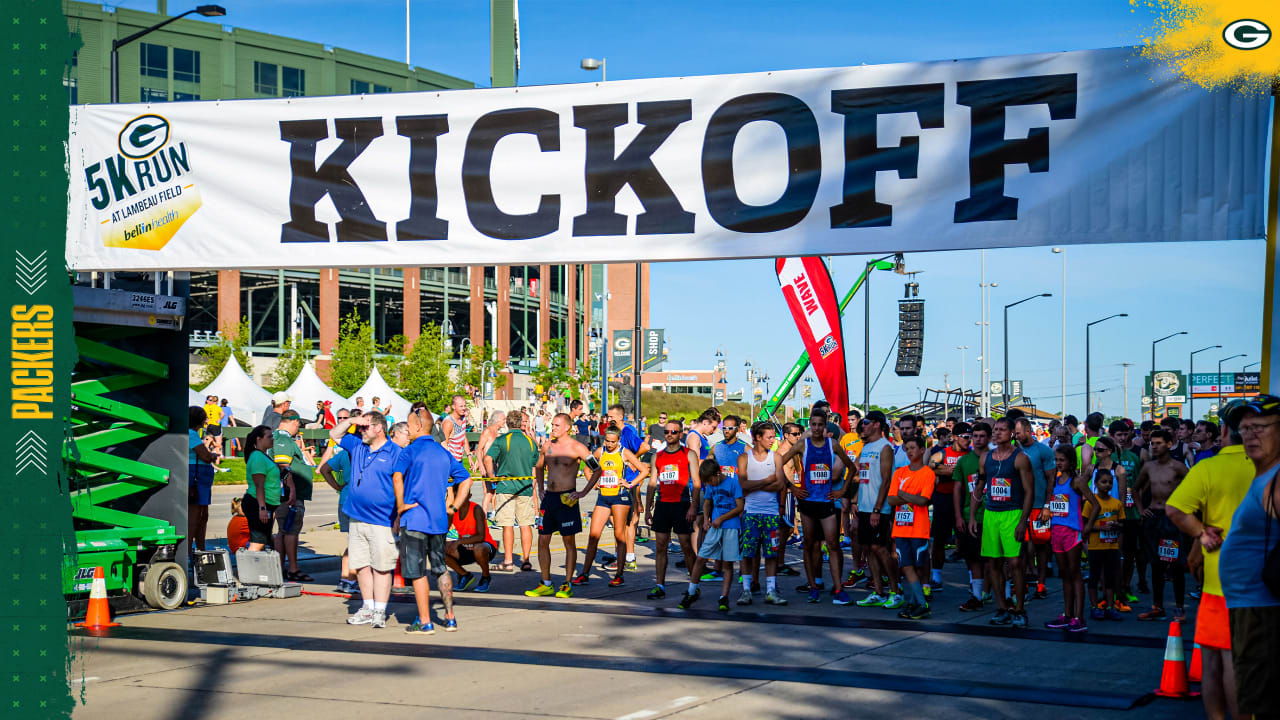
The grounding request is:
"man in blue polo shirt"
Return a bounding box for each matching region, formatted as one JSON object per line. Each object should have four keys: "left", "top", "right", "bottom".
{"left": 329, "top": 411, "right": 402, "bottom": 629}
{"left": 394, "top": 407, "right": 472, "bottom": 634}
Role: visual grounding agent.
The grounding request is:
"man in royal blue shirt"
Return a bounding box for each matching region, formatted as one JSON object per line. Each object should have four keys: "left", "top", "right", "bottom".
{"left": 394, "top": 408, "right": 472, "bottom": 634}
{"left": 328, "top": 411, "right": 402, "bottom": 629}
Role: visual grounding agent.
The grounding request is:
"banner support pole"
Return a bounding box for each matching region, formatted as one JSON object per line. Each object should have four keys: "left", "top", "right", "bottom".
{"left": 633, "top": 262, "right": 642, "bottom": 430}
{"left": 1262, "top": 86, "right": 1279, "bottom": 393}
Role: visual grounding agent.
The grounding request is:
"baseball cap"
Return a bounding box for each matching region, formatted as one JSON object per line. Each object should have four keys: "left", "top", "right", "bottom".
{"left": 272, "top": 391, "right": 291, "bottom": 404}
{"left": 1225, "top": 394, "right": 1280, "bottom": 428}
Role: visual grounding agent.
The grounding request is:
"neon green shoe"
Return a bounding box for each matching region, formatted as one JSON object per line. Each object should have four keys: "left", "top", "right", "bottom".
{"left": 856, "top": 593, "right": 886, "bottom": 607}
{"left": 525, "top": 583, "right": 554, "bottom": 597}
{"left": 883, "top": 593, "right": 905, "bottom": 609}
{"left": 554, "top": 583, "right": 574, "bottom": 598}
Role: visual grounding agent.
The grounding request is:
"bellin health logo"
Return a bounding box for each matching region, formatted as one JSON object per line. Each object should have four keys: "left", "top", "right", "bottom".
{"left": 84, "top": 113, "right": 203, "bottom": 251}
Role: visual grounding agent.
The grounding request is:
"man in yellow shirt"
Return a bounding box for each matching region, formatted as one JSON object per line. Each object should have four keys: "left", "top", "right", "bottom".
{"left": 1166, "top": 402, "right": 1253, "bottom": 720}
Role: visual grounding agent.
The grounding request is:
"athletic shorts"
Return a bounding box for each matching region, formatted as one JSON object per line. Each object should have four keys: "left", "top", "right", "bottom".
{"left": 698, "top": 527, "right": 742, "bottom": 563}
{"left": 398, "top": 530, "right": 447, "bottom": 579}
{"left": 274, "top": 499, "right": 306, "bottom": 536}
{"left": 494, "top": 493, "right": 536, "bottom": 528}
{"left": 188, "top": 464, "right": 214, "bottom": 506}
{"left": 1050, "top": 524, "right": 1081, "bottom": 554}
{"left": 1142, "top": 512, "right": 1189, "bottom": 569}
{"left": 204, "top": 425, "right": 222, "bottom": 437}
{"left": 347, "top": 520, "right": 398, "bottom": 572}
{"left": 338, "top": 509, "right": 351, "bottom": 534}
{"left": 930, "top": 492, "right": 955, "bottom": 544}
{"left": 1195, "top": 592, "right": 1231, "bottom": 650}
{"left": 957, "top": 523, "right": 983, "bottom": 564}
{"left": 455, "top": 541, "right": 497, "bottom": 568}
{"left": 1229, "top": 605, "right": 1280, "bottom": 717}
{"left": 740, "top": 513, "right": 781, "bottom": 559}
{"left": 240, "top": 493, "right": 277, "bottom": 546}
{"left": 653, "top": 501, "right": 693, "bottom": 535}
{"left": 856, "top": 511, "right": 892, "bottom": 547}
{"left": 596, "top": 490, "right": 633, "bottom": 509}
{"left": 895, "top": 537, "right": 930, "bottom": 568}
{"left": 981, "top": 509, "right": 1023, "bottom": 559}
{"left": 539, "top": 491, "right": 582, "bottom": 537}
{"left": 781, "top": 492, "right": 796, "bottom": 528}
{"left": 798, "top": 499, "right": 837, "bottom": 521}
{"left": 1087, "top": 549, "right": 1120, "bottom": 591}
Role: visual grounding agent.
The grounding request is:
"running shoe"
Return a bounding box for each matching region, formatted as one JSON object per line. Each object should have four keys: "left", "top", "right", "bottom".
{"left": 525, "top": 583, "right": 555, "bottom": 597}
{"left": 778, "top": 565, "right": 801, "bottom": 576}
{"left": 922, "top": 584, "right": 932, "bottom": 599}
{"left": 989, "top": 609, "right": 1012, "bottom": 626}
{"left": 1011, "top": 611, "right": 1028, "bottom": 629}
{"left": 958, "top": 595, "right": 984, "bottom": 612}
{"left": 555, "top": 583, "right": 574, "bottom": 598}
{"left": 1045, "top": 614, "right": 1071, "bottom": 629}
{"left": 458, "top": 573, "right": 479, "bottom": 592}
{"left": 608, "top": 575, "right": 625, "bottom": 587}
{"left": 601, "top": 553, "right": 617, "bottom": 565}
{"left": 626, "top": 561, "right": 638, "bottom": 572}
{"left": 796, "top": 582, "right": 824, "bottom": 594}
{"left": 700, "top": 571, "right": 723, "bottom": 582}
{"left": 1090, "top": 607, "right": 1105, "bottom": 621}
{"left": 571, "top": 573, "right": 590, "bottom": 586}
{"left": 1095, "top": 600, "right": 1108, "bottom": 610}
{"left": 1114, "top": 599, "right": 1132, "bottom": 613}
{"left": 370, "top": 611, "right": 386, "bottom": 629}
{"left": 1172, "top": 607, "right": 1186, "bottom": 621}
{"left": 897, "top": 604, "right": 916, "bottom": 619}
{"left": 764, "top": 591, "right": 788, "bottom": 606}
{"left": 1137, "top": 607, "right": 1166, "bottom": 621}
{"left": 647, "top": 586, "right": 666, "bottom": 600}
{"left": 347, "top": 607, "right": 375, "bottom": 625}
{"left": 857, "top": 593, "right": 886, "bottom": 607}
{"left": 883, "top": 594, "right": 905, "bottom": 610}
{"left": 444, "top": 616, "right": 458, "bottom": 632}
{"left": 807, "top": 588, "right": 821, "bottom": 604}
{"left": 1066, "top": 618, "right": 1087, "bottom": 633}
{"left": 717, "top": 596, "right": 730, "bottom": 613}
{"left": 832, "top": 590, "right": 852, "bottom": 606}
{"left": 1032, "top": 588, "right": 1049, "bottom": 601}
{"left": 908, "top": 604, "right": 932, "bottom": 620}
{"left": 839, "top": 538, "right": 852, "bottom": 549}
{"left": 677, "top": 588, "right": 701, "bottom": 609}
{"left": 602, "top": 559, "right": 619, "bottom": 572}
{"left": 1124, "top": 591, "right": 1140, "bottom": 604}
{"left": 737, "top": 590, "right": 753, "bottom": 606}
{"left": 404, "top": 618, "right": 435, "bottom": 634}
{"left": 1105, "top": 608, "right": 1123, "bottom": 621}
{"left": 928, "top": 581, "right": 943, "bottom": 594}
{"left": 475, "top": 577, "right": 491, "bottom": 593}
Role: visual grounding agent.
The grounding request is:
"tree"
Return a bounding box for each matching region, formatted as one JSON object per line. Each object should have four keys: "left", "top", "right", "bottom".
{"left": 397, "top": 323, "right": 458, "bottom": 409}
{"left": 377, "top": 333, "right": 408, "bottom": 389}
{"left": 458, "top": 342, "right": 507, "bottom": 397}
{"left": 529, "top": 338, "right": 575, "bottom": 400}
{"left": 326, "top": 313, "right": 376, "bottom": 397}
{"left": 265, "top": 335, "right": 312, "bottom": 392}
{"left": 194, "top": 318, "right": 251, "bottom": 388}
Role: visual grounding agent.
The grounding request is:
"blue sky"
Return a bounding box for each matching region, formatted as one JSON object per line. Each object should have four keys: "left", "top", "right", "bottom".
{"left": 132, "top": 0, "right": 1267, "bottom": 417}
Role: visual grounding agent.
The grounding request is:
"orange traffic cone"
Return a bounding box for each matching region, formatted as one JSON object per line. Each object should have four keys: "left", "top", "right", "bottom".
{"left": 391, "top": 559, "right": 409, "bottom": 593}
{"left": 76, "top": 567, "right": 120, "bottom": 630}
{"left": 1188, "top": 642, "right": 1203, "bottom": 683}
{"left": 1154, "top": 620, "right": 1198, "bottom": 698}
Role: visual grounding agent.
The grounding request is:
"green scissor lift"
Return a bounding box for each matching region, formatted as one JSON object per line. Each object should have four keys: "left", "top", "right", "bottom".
{"left": 64, "top": 282, "right": 191, "bottom": 615}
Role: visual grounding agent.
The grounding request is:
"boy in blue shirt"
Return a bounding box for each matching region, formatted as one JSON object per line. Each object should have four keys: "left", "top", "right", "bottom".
{"left": 679, "top": 459, "right": 745, "bottom": 612}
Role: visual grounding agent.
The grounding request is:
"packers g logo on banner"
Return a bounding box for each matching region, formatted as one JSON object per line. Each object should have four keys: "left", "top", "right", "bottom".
{"left": 118, "top": 114, "right": 171, "bottom": 159}
{"left": 1223, "top": 19, "right": 1271, "bottom": 50}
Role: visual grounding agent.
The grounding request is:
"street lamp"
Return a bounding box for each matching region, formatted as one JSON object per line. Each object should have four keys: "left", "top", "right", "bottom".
{"left": 1151, "top": 331, "right": 1187, "bottom": 420}
{"left": 1003, "top": 293, "right": 1052, "bottom": 411}
{"left": 1052, "top": 248, "right": 1066, "bottom": 420}
{"left": 1189, "top": 344, "right": 1222, "bottom": 421}
{"left": 1218, "top": 354, "right": 1247, "bottom": 413}
{"left": 957, "top": 345, "right": 969, "bottom": 421}
{"left": 111, "top": 5, "right": 226, "bottom": 103}
{"left": 1085, "top": 313, "right": 1127, "bottom": 414}
{"left": 1245, "top": 361, "right": 1261, "bottom": 372}
{"left": 580, "top": 57, "right": 606, "bottom": 82}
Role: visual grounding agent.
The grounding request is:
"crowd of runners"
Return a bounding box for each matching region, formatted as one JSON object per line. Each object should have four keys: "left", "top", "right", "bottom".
{"left": 210, "top": 389, "right": 1280, "bottom": 720}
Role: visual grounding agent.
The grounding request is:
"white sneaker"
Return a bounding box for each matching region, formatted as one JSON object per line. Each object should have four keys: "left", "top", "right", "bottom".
{"left": 347, "top": 607, "right": 375, "bottom": 625}
{"left": 764, "top": 591, "right": 788, "bottom": 606}
{"left": 371, "top": 611, "right": 386, "bottom": 629}
{"left": 736, "top": 590, "right": 753, "bottom": 606}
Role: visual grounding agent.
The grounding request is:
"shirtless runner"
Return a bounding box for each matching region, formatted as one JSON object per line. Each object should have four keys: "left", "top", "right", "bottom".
{"left": 1133, "top": 428, "right": 1190, "bottom": 620}
{"left": 525, "top": 414, "right": 603, "bottom": 599}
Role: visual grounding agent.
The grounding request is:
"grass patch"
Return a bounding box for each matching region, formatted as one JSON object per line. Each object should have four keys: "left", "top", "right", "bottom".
{"left": 212, "top": 458, "right": 246, "bottom": 486}
{"left": 639, "top": 390, "right": 752, "bottom": 423}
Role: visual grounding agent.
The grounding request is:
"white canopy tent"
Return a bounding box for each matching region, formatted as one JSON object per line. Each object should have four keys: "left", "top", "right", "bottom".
{"left": 188, "top": 387, "right": 205, "bottom": 407}
{"left": 201, "top": 357, "right": 273, "bottom": 427}
{"left": 348, "top": 367, "right": 411, "bottom": 420}
{"left": 284, "top": 361, "right": 349, "bottom": 422}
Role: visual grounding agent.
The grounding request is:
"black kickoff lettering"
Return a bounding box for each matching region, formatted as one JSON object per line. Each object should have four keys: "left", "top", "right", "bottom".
{"left": 395, "top": 114, "right": 450, "bottom": 241}
{"left": 462, "top": 108, "right": 561, "bottom": 240}
{"left": 280, "top": 117, "right": 387, "bottom": 243}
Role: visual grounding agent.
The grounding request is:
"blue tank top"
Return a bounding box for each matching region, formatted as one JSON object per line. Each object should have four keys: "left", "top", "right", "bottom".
{"left": 1048, "top": 472, "right": 1082, "bottom": 531}
{"left": 801, "top": 438, "right": 835, "bottom": 500}
{"left": 983, "top": 447, "right": 1024, "bottom": 512}
{"left": 712, "top": 441, "right": 747, "bottom": 483}
{"left": 687, "top": 429, "right": 708, "bottom": 460}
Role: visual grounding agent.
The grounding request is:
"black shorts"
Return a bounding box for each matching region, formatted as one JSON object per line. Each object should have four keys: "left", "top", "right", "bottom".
{"left": 1229, "top": 605, "right": 1280, "bottom": 717}
{"left": 398, "top": 530, "right": 447, "bottom": 579}
{"left": 241, "top": 493, "right": 277, "bottom": 545}
{"left": 653, "top": 501, "right": 693, "bottom": 535}
{"left": 798, "top": 500, "right": 837, "bottom": 521}
{"left": 1142, "top": 512, "right": 1189, "bottom": 569}
{"left": 205, "top": 425, "right": 222, "bottom": 437}
{"left": 930, "top": 491, "right": 956, "bottom": 543}
{"left": 856, "top": 511, "right": 892, "bottom": 546}
{"left": 957, "top": 522, "right": 983, "bottom": 564}
{"left": 539, "top": 491, "right": 583, "bottom": 536}
{"left": 456, "top": 541, "right": 497, "bottom": 567}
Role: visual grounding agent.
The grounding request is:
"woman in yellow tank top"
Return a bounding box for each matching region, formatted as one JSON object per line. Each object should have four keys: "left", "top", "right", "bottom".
{"left": 577, "top": 427, "right": 649, "bottom": 587}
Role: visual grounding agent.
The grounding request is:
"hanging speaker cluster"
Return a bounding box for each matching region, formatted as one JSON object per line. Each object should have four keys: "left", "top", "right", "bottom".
{"left": 896, "top": 299, "right": 924, "bottom": 376}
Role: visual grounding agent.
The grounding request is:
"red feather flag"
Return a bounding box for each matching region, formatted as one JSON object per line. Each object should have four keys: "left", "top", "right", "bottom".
{"left": 776, "top": 257, "right": 850, "bottom": 431}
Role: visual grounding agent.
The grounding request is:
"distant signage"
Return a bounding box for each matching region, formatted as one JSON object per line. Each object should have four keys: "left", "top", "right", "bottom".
{"left": 668, "top": 374, "right": 700, "bottom": 382}
{"left": 611, "top": 330, "right": 633, "bottom": 372}
{"left": 989, "top": 380, "right": 1022, "bottom": 398}
{"left": 1145, "top": 371, "right": 1186, "bottom": 401}
{"left": 612, "top": 328, "right": 664, "bottom": 373}
{"left": 643, "top": 329, "right": 665, "bottom": 371}
{"left": 1190, "top": 371, "right": 1259, "bottom": 398}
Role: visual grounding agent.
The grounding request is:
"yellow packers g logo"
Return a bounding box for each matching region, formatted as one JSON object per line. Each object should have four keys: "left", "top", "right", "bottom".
{"left": 1224, "top": 19, "right": 1271, "bottom": 50}
{"left": 118, "top": 114, "right": 171, "bottom": 160}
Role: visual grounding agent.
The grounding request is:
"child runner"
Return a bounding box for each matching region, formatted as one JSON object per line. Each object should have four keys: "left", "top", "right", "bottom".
{"left": 679, "top": 460, "right": 745, "bottom": 612}
{"left": 1083, "top": 468, "right": 1125, "bottom": 621}
{"left": 886, "top": 436, "right": 936, "bottom": 619}
{"left": 1045, "top": 445, "right": 1100, "bottom": 632}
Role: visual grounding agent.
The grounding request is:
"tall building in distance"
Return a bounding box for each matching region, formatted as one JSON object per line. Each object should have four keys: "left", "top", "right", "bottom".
{"left": 66, "top": 1, "right": 649, "bottom": 401}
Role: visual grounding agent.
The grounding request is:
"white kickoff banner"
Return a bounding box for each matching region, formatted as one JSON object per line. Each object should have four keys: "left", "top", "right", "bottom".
{"left": 66, "top": 46, "right": 1269, "bottom": 271}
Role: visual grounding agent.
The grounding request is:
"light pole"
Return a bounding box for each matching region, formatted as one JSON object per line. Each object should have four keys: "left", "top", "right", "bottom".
{"left": 1151, "top": 331, "right": 1187, "bottom": 420}
{"left": 1052, "top": 248, "right": 1066, "bottom": 418}
{"left": 1245, "top": 361, "right": 1261, "bottom": 372}
{"left": 111, "top": 5, "right": 226, "bottom": 103}
{"left": 1003, "top": 293, "right": 1052, "bottom": 411}
{"left": 1085, "top": 313, "right": 1127, "bottom": 414}
{"left": 1218, "top": 354, "right": 1247, "bottom": 413}
{"left": 957, "top": 345, "right": 968, "bottom": 421}
{"left": 1189, "top": 344, "right": 1221, "bottom": 421}
{"left": 744, "top": 360, "right": 755, "bottom": 419}
{"left": 580, "top": 57, "right": 606, "bottom": 82}
{"left": 977, "top": 250, "right": 998, "bottom": 417}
